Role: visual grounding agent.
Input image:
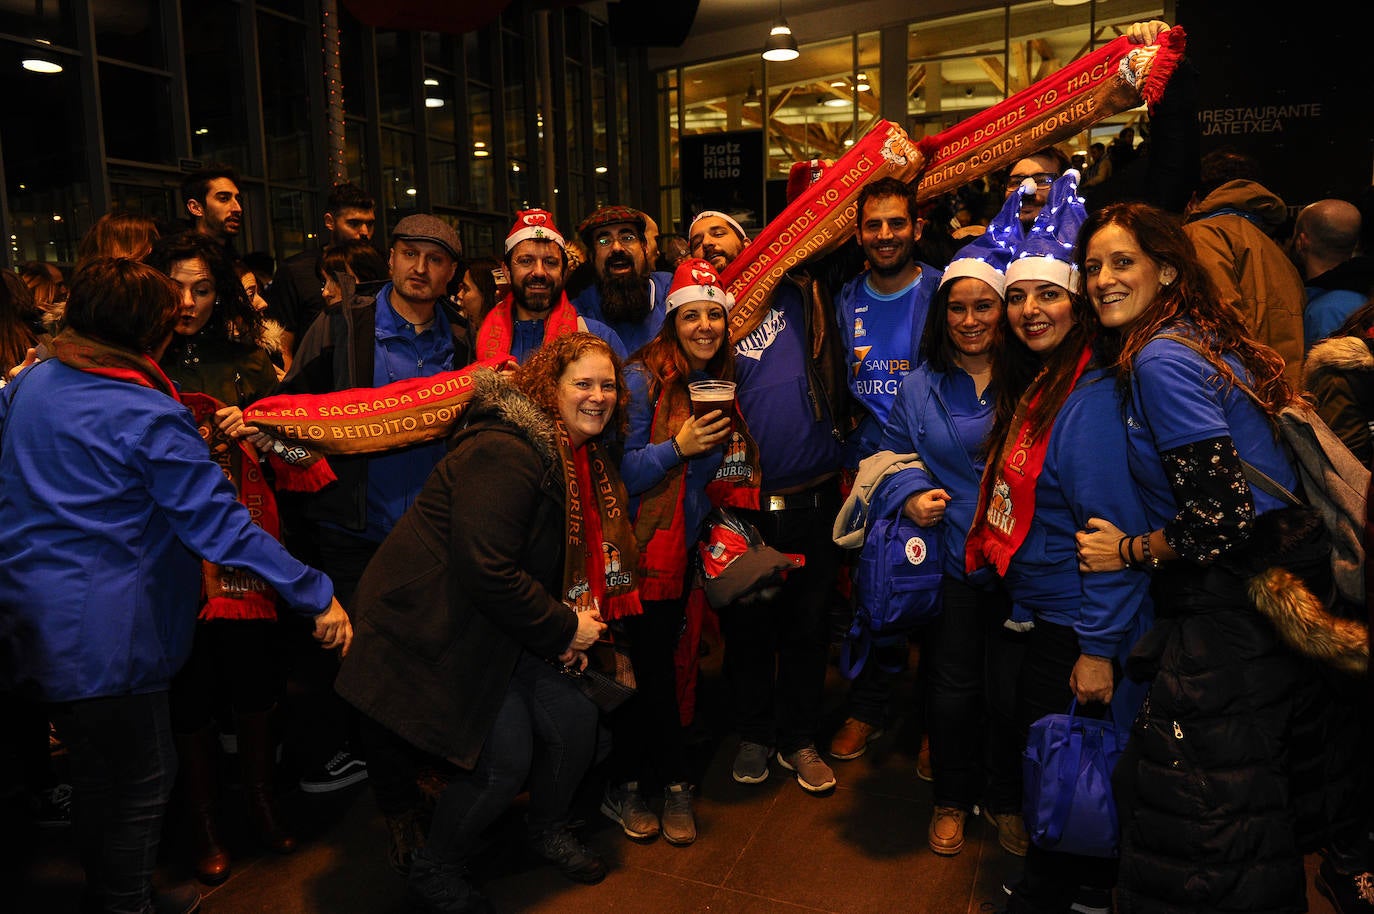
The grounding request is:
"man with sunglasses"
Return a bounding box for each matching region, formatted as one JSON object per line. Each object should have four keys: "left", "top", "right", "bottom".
{"left": 1004, "top": 147, "right": 1072, "bottom": 231}
{"left": 573, "top": 206, "right": 673, "bottom": 354}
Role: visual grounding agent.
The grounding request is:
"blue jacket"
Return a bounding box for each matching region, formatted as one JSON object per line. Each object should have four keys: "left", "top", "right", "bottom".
{"left": 508, "top": 314, "right": 628, "bottom": 366}
{"left": 878, "top": 363, "right": 994, "bottom": 581}
{"left": 1001, "top": 368, "right": 1153, "bottom": 666}
{"left": 573, "top": 271, "right": 672, "bottom": 357}
{"left": 0, "top": 360, "right": 333, "bottom": 703}
{"left": 621, "top": 365, "right": 724, "bottom": 543}
{"left": 1305, "top": 286, "right": 1366, "bottom": 350}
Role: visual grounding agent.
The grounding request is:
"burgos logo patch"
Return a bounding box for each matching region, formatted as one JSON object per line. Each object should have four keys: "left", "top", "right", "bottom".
{"left": 904, "top": 536, "right": 928, "bottom": 566}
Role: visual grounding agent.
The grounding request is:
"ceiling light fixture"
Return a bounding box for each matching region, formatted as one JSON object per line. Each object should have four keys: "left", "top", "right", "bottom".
{"left": 761, "top": 2, "right": 798, "bottom": 62}
{"left": 744, "top": 78, "right": 761, "bottom": 106}
{"left": 21, "top": 38, "right": 62, "bottom": 74}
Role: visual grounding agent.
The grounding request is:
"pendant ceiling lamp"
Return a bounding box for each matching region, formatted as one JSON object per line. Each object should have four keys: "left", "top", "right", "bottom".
{"left": 761, "top": 2, "right": 798, "bottom": 62}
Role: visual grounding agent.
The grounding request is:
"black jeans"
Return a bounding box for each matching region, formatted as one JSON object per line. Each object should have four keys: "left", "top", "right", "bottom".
{"left": 927, "top": 577, "right": 1024, "bottom": 813}
{"left": 606, "top": 595, "right": 689, "bottom": 789}
{"left": 719, "top": 484, "right": 841, "bottom": 754}
{"left": 169, "top": 620, "right": 283, "bottom": 732}
{"left": 49, "top": 691, "right": 178, "bottom": 914}
{"left": 1007, "top": 619, "right": 1117, "bottom": 914}
{"left": 423, "top": 652, "right": 599, "bottom": 864}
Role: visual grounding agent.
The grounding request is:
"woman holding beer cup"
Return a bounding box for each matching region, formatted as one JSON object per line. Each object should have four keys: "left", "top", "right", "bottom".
{"left": 604, "top": 258, "right": 747, "bottom": 847}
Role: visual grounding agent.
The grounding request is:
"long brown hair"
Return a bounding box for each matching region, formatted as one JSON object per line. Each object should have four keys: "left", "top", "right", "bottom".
{"left": 1075, "top": 201, "right": 1291, "bottom": 415}
{"left": 633, "top": 301, "right": 734, "bottom": 402}
{"left": 986, "top": 287, "right": 1096, "bottom": 462}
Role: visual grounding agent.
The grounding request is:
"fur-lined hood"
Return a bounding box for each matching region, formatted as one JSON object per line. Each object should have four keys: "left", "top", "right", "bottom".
{"left": 1303, "top": 334, "right": 1374, "bottom": 384}
{"left": 463, "top": 368, "right": 558, "bottom": 465}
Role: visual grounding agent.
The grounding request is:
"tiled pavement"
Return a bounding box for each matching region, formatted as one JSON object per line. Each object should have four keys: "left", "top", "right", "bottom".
{"left": 11, "top": 631, "right": 1340, "bottom": 914}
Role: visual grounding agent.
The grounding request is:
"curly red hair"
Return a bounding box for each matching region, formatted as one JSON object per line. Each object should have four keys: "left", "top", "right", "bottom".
{"left": 512, "top": 331, "right": 630, "bottom": 437}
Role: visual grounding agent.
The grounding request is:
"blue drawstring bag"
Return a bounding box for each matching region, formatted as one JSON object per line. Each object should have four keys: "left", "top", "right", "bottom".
{"left": 1022, "top": 700, "right": 1123, "bottom": 858}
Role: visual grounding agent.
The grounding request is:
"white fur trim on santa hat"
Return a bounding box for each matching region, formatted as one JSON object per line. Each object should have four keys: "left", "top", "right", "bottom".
{"left": 505, "top": 210, "right": 566, "bottom": 253}
{"left": 1004, "top": 256, "right": 1080, "bottom": 294}
{"left": 938, "top": 258, "right": 1008, "bottom": 297}
{"left": 666, "top": 284, "right": 735, "bottom": 314}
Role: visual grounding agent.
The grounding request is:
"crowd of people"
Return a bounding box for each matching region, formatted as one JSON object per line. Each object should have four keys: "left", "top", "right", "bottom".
{"left": 2, "top": 18, "right": 1374, "bottom": 914}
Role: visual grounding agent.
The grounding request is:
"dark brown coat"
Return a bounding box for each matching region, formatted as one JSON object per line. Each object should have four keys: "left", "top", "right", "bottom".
{"left": 334, "top": 370, "right": 578, "bottom": 768}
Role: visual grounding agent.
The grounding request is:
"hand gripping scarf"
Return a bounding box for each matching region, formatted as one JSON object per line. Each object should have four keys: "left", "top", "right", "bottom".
{"left": 476, "top": 291, "right": 580, "bottom": 362}
{"left": 721, "top": 27, "right": 1185, "bottom": 344}
{"left": 181, "top": 392, "right": 283, "bottom": 621}
{"left": 633, "top": 374, "right": 761, "bottom": 601}
{"left": 965, "top": 344, "right": 1093, "bottom": 576}
{"left": 557, "top": 417, "right": 642, "bottom": 622}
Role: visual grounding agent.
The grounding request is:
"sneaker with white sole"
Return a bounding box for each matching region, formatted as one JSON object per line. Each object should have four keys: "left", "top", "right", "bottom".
{"left": 599, "top": 781, "right": 659, "bottom": 840}
{"left": 661, "top": 783, "right": 697, "bottom": 846}
{"left": 732, "top": 741, "right": 773, "bottom": 784}
{"left": 778, "top": 745, "right": 836, "bottom": 793}
{"left": 299, "top": 748, "right": 369, "bottom": 793}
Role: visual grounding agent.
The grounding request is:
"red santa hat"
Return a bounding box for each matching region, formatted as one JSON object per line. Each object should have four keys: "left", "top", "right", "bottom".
{"left": 504, "top": 209, "right": 565, "bottom": 253}
{"left": 665, "top": 257, "right": 735, "bottom": 314}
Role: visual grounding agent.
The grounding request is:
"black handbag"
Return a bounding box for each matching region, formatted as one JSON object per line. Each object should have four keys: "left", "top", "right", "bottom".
{"left": 553, "top": 661, "right": 635, "bottom": 713}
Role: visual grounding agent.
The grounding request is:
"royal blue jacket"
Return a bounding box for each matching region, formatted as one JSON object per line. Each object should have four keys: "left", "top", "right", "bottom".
{"left": 0, "top": 360, "right": 333, "bottom": 703}
{"left": 620, "top": 364, "right": 724, "bottom": 543}
{"left": 573, "top": 271, "right": 672, "bottom": 357}
{"left": 1001, "top": 367, "right": 1153, "bottom": 665}
{"left": 878, "top": 363, "right": 994, "bottom": 581}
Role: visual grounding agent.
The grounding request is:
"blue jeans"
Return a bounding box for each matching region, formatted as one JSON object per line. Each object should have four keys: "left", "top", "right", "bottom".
{"left": 423, "top": 651, "right": 599, "bottom": 863}
{"left": 49, "top": 691, "right": 178, "bottom": 914}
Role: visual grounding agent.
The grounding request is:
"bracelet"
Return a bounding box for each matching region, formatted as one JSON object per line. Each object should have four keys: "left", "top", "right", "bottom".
{"left": 1139, "top": 532, "right": 1160, "bottom": 570}
{"left": 1116, "top": 535, "right": 1131, "bottom": 568}
{"left": 670, "top": 437, "right": 685, "bottom": 461}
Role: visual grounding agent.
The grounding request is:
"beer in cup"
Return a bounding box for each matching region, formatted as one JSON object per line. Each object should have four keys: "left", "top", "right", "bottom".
{"left": 688, "top": 380, "right": 735, "bottom": 431}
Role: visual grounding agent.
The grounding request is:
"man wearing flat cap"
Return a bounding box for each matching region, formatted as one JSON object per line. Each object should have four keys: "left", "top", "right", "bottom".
{"left": 276, "top": 213, "right": 475, "bottom": 793}
{"left": 572, "top": 205, "right": 673, "bottom": 354}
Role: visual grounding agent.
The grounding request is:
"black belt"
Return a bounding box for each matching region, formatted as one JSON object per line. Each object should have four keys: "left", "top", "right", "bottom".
{"left": 760, "top": 490, "right": 827, "bottom": 512}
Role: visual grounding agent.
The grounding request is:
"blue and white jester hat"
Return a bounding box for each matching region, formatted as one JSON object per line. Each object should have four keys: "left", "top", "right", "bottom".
{"left": 937, "top": 177, "right": 1035, "bottom": 298}
{"left": 1004, "top": 168, "right": 1087, "bottom": 293}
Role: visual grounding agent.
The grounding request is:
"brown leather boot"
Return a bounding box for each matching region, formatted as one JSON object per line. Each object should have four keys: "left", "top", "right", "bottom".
{"left": 236, "top": 708, "right": 297, "bottom": 855}
{"left": 174, "top": 727, "right": 230, "bottom": 885}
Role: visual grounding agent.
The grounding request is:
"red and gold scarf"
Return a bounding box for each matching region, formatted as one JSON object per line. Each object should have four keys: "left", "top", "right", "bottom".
{"left": 48, "top": 328, "right": 180, "bottom": 401}
{"left": 476, "top": 291, "right": 580, "bottom": 361}
{"left": 557, "top": 417, "right": 642, "bottom": 622}
{"left": 965, "top": 344, "right": 1093, "bottom": 576}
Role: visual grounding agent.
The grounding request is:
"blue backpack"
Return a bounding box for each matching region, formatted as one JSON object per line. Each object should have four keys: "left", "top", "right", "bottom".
{"left": 839, "top": 497, "right": 944, "bottom": 679}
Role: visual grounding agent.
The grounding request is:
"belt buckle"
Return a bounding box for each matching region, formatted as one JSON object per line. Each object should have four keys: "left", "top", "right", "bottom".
{"left": 768, "top": 494, "right": 787, "bottom": 512}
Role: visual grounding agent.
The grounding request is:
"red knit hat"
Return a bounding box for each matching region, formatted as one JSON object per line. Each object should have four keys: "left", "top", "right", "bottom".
{"left": 665, "top": 257, "right": 735, "bottom": 314}
{"left": 786, "top": 158, "right": 832, "bottom": 204}
{"left": 505, "top": 209, "right": 565, "bottom": 253}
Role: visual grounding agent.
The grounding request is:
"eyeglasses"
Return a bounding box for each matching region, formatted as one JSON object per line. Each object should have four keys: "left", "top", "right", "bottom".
{"left": 1008, "top": 171, "right": 1057, "bottom": 188}
{"left": 594, "top": 230, "right": 642, "bottom": 248}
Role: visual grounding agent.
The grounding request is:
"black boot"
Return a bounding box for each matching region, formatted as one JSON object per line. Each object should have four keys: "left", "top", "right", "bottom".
{"left": 174, "top": 727, "right": 230, "bottom": 885}
{"left": 236, "top": 708, "right": 297, "bottom": 855}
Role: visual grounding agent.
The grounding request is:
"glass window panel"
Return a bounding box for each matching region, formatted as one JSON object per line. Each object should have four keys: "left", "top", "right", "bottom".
{"left": 428, "top": 139, "right": 458, "bottom": 207}
{"left": 463, "top": 27, "right": 494, "bottom": 84}
{"left": 591, "top": 64, "right": 607, "bottom": 191}
{"left": 258, "top": 12, "right": 314, "bottom": 181}
{"left": 618, "top": 58, "right": 631, "bottom": 205}
{"left": 502, "top": 28, "right": 526, "bottom": 162}
{"left": 2, "top": 43, "right": 89, "bottom": 264}
{"left": 468, "top": 85, "right": 493, "bottom": 210}
{"left": 184, "top": 0, "right": 249, "bottom": 170}
{"left": 101, "top": 64, "right": 176, "bottom": 164}
{"left": 658, "top": 71, "right": 680, "bottom": 189}
{"left": 563, "top": 8, "right": 582, "bottom": 64}
{"left": 565, "top": 63, "right": 584, "bottom": 171}
{"left": 95, "top": 0, "right": 165, "bottom": 68}
{"left": 376, "top": 31, "right": 415, "bottom": 127}
{"left": 425, "top": 68, "right": 455, "bottom": 141}
{"left": 255, "top": 0, "right": 306, "bottom": 17}
{"left": 269, "top": 187, "right": 312, "bottom": 259}
{"left": 344, "top": 118, "right": 368, "bottom": 182}
{"left": 340, "top": 13, "right": 366, "bottom": 116}
{"left": 763, "top": 36, "right": 855, "bottom": 179}
{"left": 380, "top": 128, "right": 419, "bottom": 216}
{"left": 508, "top": 159, "right": 530, "bottom": 211}
{"left": 1, "top": 0, "right": 77, "bottom": 48}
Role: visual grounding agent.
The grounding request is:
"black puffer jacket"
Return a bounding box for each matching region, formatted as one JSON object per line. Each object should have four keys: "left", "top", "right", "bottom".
{"left": 1116, "top": 521, "right": 1364, "bottom": 914}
